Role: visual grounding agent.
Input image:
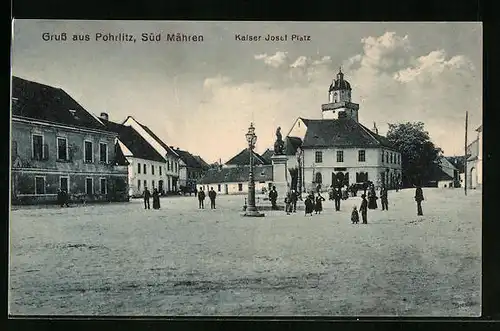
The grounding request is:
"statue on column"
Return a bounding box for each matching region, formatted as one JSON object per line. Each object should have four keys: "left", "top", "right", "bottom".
{"left": 274, "top": 126, "right": 285, "bottom": 155}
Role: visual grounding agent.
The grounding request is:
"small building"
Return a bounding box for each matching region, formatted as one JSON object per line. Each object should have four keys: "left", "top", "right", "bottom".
{"left": 11, "top": 76, "right": 129, "bottom": 205}
{"left": 99, "top": 115, "right": 171, "bottom": 197}
{"left": 198, "top": 149, "right": 273, "bottom": 195}
{"left": 466, "top": 124, "right": 482, "bottom": 189}
{"left": 174, "top": 148, "right": 209, "bottom": 194}
{"left": 427, "top": 156, "right": 460, "bottom": 188}
{"left": 198, "top": 164, "right": 274, "bottom": 195}
{"left": 122, "top": 116, "right": 181, "bottom": 193}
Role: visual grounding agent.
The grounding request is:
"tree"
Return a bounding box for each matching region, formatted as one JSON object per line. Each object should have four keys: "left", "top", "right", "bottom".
{"left": 386, "top": 121, "right": 442, "bottom": 187}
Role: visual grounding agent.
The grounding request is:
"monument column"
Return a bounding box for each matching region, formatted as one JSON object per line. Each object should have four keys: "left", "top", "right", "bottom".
{"left": 271, "top": 154, "right": 289, "bottom": 199}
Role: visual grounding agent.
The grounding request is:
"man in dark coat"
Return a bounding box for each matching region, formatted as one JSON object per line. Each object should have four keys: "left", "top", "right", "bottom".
{"left": 143, "top": 188, "right": 151, "bottom": 209}
{"left": 415, "top": 184, "right": 424, "bottom": 216}
{"left": 208, "top": 187, "right": 217, "bottom": 209}
{"left": 360, "top": 194, "right": 368, "bottom": 224}
{"left": 198, "top": 187, "right": 206, "bottom": 209}
{"left": 269, "top": 186, "right": 278, "bottom": 210}
{"left": 334, "top": 186, "right": 342, "bottom": 211}
{"left": 380, "top": 185, "right": 388, "bottom": 211}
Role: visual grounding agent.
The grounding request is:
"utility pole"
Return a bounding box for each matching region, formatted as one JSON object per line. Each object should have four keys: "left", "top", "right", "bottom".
{"left": 464, "top": 111, "right": 468, "bottom": 196}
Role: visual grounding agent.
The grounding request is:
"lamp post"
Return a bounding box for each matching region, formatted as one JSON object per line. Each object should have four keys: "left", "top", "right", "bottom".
{"left": 296, "top": 146, "right": 303, "bottom": 200}
{"left": 243, "top": 123, "right": 265, "bottom": 217}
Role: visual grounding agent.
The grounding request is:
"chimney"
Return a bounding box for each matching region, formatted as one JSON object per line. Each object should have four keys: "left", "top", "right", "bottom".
{"left": 100, "top": 112, "right": 109, "bottom": 121}
{"left": 373, "top": 122, "right": 378, "bottom": 135}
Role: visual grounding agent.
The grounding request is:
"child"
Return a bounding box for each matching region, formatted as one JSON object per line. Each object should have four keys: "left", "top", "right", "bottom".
{"left": 285, "top": 193, "right": 291, "bottom": 215}
{"left": 351, "top": 206, "right": 359, "bottom": 224}
{"left": 360, "top": 194, "right": 368, "bottom": 224}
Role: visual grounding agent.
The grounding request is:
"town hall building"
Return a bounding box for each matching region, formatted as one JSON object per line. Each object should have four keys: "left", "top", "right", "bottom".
{"left": 272, "top": 68, "right": 402, "bottom": 195}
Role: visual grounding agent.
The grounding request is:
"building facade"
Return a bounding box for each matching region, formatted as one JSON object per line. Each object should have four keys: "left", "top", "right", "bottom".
{"left": 273, "top": 69, "right": 402, "bottom": 194}
{"left": 466, "top": 124, "right": 482, "bottom": 189}
{"left": 11, "top": 77, "right": 129, "bottom": 205}
{"left": 175, "top": 148, "right": 209, "bottom": 194}
{"left": 122, "top": 116, "right": 181, "bottom": 193}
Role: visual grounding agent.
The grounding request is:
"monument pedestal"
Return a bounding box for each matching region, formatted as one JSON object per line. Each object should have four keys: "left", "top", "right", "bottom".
{"left": 271, "top": 154, "right": 290, "bottom": 198}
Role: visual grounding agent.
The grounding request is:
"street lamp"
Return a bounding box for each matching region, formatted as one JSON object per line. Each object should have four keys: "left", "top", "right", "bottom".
{"left": 296, "top": 146, "right": 303, "bottom": 200}
{"left": 243, "top": 123, "right": 265, "bottom": 217}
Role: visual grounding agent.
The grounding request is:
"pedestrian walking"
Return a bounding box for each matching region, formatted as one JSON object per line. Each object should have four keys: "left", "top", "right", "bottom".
{"left": 197, "top": 187, "right": 206, "bottom": 209}
{"left": 380, "top": 185, "right": 388, "bottom": 211}
{"left": 351, "top": 206, "right": 360, "bottom": 224}
{"left": 360, "top": 194, "right": 368, "bottom": 224}
{"left": 208, "top": 187, "right": 217, "bottom": 209}
{"left": 152, "top": 188, "right": 161, "bottom": 209}
{"left": 314, "top": 193, "right": 325, "bottom": 214}
{"left": 285, "top": 191, "right": 292, "bottom": 215}
{"left": 415, "top": 184, "right": 424, "bottom": 216}
{"left": 269, "top": 186, "right": 278, "bottom": 210}
{"left": 143, "top": 188, "right": 151, "bottom": 209}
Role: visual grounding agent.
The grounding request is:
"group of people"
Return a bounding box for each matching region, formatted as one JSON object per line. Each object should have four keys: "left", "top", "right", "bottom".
{"left": 142, "top": 188, "right": 161, "bottom": 210}
{"left": 196, "top": 187, "right": 217, "bottom": 209}
{"left": 56, "top": 188, "right": 70, "bottom": 207}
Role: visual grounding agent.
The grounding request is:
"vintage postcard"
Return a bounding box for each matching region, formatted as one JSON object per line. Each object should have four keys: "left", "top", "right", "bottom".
{"left": 9, "top": 20, "right": 482, "bottom": 316}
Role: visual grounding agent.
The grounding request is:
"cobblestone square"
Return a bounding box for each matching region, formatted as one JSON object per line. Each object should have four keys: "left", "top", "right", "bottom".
{"left": 9, "top": 188, "right": 481, "bottom": 316}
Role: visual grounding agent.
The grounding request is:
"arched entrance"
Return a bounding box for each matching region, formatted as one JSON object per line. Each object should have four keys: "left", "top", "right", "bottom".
{"left": 470, "top": 167, "right": 477, "bottom": 189}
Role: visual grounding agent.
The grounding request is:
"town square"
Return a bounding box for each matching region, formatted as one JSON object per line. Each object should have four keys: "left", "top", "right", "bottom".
{"left": 9, "top": 21, "right": 482, "bottom": 316}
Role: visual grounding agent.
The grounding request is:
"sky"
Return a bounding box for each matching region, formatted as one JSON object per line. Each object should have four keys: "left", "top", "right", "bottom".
{"left": 11, "top": 20, "right": 482, "bottom": 164}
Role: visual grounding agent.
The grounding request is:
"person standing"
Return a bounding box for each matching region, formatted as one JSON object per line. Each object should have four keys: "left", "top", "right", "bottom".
{"left": 360, "top": 194, "right": 368, "bottom": 224}
{"left": 290, "top": 189, "right": 298, "bottom": 213}
{"left": 351, "top": 206, "right": 360, "bottom": 224}
{"left": 314, "top": 193, "right": 326, "bottom": 214}
{"left": 143, "top": 187, "right": 151, "bottom": 210}
{"left": 152, "top": 188, "right": 161, "bottom": 209}
{"left": 269, "top": 186, "right": 278, "bottom": 210}
{"left": 285, "top": 190, "right": 292, "bottom": 215}
{"left": 208, "top": 187, "right": 217, "bottom": 209}
{"left": 198, "top": 187, "right": 206, "bottom": 209}
{"left": 367, "top": 184, "right": 378, "bottom": 210}
{"left": 334, "top": 186, "right": 342, "bottom": 211}
{"left": 415, "top": 184, "right": 424, "bottom": 216}
{"left": 380, "top": 185, "right": 388, "bottom": 211}
{"left": 304, "top": 193, "right": 314, "bottom": 216}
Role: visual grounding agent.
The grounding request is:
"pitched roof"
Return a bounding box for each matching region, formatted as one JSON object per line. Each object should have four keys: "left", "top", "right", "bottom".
{"left": 11, "top": 76, "right": 108, "bottom": 132}
{"left": 300, "top": 118, "right": 397, "bottom": 150}
{"left": 198, "top": 165, "right": 273, "bottom": 184}
{"left": 100, "top": 118, "right": 166, "bottom": 163}
{"left": 261, "top": 149, "right": 274, "bottom": 164}
{"left": 175, "top": 149, "right": 206, "bottom": 168}
{"left": 114, "top": 141, "right": 130, "bottom": 166}
{"left": 285, "top": 136, "right": 303, "bottom": 155}
{"left": 134, "top": 120, "right": 179, "bottom": 157}
{"left": 225, "top": 149, "right": 267, "bottom": 166}
{"left": 193, "top": 155, "right": 209, "bottom": 169}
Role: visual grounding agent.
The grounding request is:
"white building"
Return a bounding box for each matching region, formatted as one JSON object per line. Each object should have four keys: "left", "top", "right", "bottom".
{"left": 273, "top": 68, "right": 402, "bottom": 194}
{"left": 198, "top": 149, "right": 273, "bottom": 195}
{"left": 122, "top": 116, "right": 181, "bottom": 193}
{"left": 466, "top": 124, "right": 482, "bottom": 189}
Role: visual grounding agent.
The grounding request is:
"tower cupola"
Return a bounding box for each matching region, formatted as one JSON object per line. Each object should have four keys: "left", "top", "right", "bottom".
{"left": 322, "top": 67, "right": 359, "bottom": 122}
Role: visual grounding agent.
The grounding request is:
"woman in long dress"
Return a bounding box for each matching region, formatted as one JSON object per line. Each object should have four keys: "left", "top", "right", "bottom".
{"left": 367, "top": 184, "right": 378, "bottom": 209}
{"left": 152, "top": 188, "right": 161, "bottom": 209}
{"left": 314, "top": 193, "right": 325, "bottom": 214}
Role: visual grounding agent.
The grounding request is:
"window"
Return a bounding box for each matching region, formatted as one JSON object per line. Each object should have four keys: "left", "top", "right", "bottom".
{"left": 57, "top": 137, "right": 68, "bottom": 161}
{"left": 60, "top": 176, "right": 69, "bottom": 193}
{"left": 167, "top": 161, "right": 170, "bottom": 171}
{"left": 99, "top": 143, "right": 108, "bottom": 163}
{"left": 358, "top": 150, "right": 366, "bottom": 162}
{"left": 390, "top": 153, "right": 393, "bottom": 164}
{"left": 315, "top": 172, "right": 322, "bottom": 184}
{"left": 137, "top": 179, "right": 141, "bottom": 191}
{"left": 238, "top": 183, "right": 243, "bottom": 191}
{"left": 152, "top": 180, "right": 155, "bottom": 188}
{"left": 143, "top": 164, "right": 147, "bottom": 174}
{"left": 35, "top": 176, "right": 45, "bottom": 194}
{"left": 138, "top": 163, "right": 141, "bottom": 174}
{"left": 159, "top": 166, "right": 162, "bottom": 176}
{"left": 100, "top": 178, "right": 107, "bottom": 194}
{"left": 144, "top": 180, "right": 147, "bottom": 189}
{"left": 152, "top": 165, "right": 155, "bottom": 175}
{"left": 85, "top": 178, "right": 93, "bottom": 195}
{"left": 84, "top": 140, "right": 93, "bottom": 163}
{"left": 315, "top": 151, "right": 323, "bottom": 163}
{"left": 218, "top": 184, "right": 221, "bottom": 192}
{"left": 175, "top": 162, "right": 178, "bottom": 173}
{"left": 336, "top": 150, "right": 344, "bottom": 162}
{"left": 356, "top": 172, "right": 369, "bottom": 183}
{"left": 32, "top": 134, "right": 43, "bottom": 160}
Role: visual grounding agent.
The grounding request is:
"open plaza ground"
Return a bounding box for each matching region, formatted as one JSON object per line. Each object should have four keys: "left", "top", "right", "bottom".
{"left": 9, "top": 188, "right": 481, "bottom": 316}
